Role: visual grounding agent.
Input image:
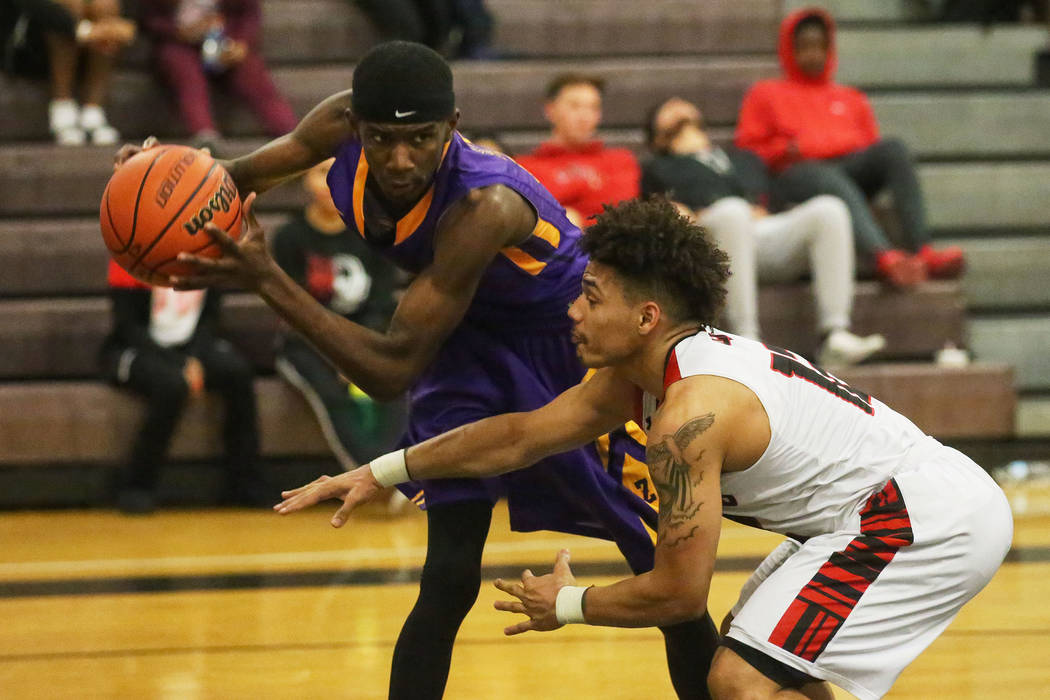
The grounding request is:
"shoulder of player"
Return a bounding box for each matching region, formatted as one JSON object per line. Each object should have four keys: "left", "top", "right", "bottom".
{"left": 437, "top": 184, "right": 535, "bottom": 246}
{"left": 658, "top": 375, "right": 754, "bottom": 435}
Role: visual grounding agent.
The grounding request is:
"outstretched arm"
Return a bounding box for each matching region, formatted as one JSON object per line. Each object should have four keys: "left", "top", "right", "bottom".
{"left": 494, "top": 375, "right": 731, "bottom": 632}
{"left": 274, "top": 368, "right": 638, "bottom": 525}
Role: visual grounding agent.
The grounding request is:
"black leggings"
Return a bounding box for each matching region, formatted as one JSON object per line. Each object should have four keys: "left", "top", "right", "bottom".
{"left": 388, "top": 501, "right": 719, "bottom": 699}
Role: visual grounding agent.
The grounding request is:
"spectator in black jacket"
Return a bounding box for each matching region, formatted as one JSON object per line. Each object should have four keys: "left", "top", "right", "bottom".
{"left": 271, "top": 159, "right": 410, "bottom": 511}
{"left": 1, "top": 0, "right": 135, "bottom": 144}
{"left": 99, "top": 260, "right": 265, "bottom": 513}
{"left": 642, "top": 97, "right": 885, "bottom": 366}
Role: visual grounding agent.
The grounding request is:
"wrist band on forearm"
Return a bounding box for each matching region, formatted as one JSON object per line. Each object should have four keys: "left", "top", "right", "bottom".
{"left": 370, "top": 448, "right": 409, "bottom": 487}
{"left": 75, "top": 19, "right": 93, "bottom": 43}
{"left": 555, "top": 585, "right": 590, "bottom": 625}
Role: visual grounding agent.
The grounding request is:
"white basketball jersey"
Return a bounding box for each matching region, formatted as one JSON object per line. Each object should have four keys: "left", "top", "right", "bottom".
{"left": 639, "top": 328, "right": 938, "bottom": 539}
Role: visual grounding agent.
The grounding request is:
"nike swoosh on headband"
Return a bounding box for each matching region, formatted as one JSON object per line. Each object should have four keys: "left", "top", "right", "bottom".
{"left": 394, "top": 109, "right": 417, "bottom": 118}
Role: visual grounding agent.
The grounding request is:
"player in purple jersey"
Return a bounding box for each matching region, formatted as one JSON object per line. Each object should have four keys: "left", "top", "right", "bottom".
{"left": 115, "top": 41, "right": 717, "bottom": 699}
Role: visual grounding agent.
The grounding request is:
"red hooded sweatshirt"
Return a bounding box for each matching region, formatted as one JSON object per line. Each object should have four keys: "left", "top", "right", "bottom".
{"left": 734, "top": 8, "right": 880, "bottom": 172}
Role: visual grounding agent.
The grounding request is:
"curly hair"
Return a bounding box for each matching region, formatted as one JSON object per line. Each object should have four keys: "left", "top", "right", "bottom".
{"left": 581, "top": 197, "right": 729, "bottom": 326}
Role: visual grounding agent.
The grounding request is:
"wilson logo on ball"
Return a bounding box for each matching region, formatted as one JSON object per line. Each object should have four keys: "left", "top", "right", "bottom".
{"left": 183, "top": 174, "right": 238, "bottom": 236}
{"left": 154, "top": 150, "right": 198, "bottom": 209}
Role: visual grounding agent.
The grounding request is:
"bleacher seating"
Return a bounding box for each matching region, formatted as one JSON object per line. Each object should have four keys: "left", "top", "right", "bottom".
{"left": 1, "top": 0, "right": 1037, "bottom": 507}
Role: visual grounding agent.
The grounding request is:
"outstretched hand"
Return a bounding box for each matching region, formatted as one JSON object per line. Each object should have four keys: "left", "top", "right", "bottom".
{"left": 171, "top": 191, "right": 276, "bottom": 292}
{"left": 493, "top": 549, "right": 577, "bottom": 635}
{"left": 274, "top": 466, "right": 384, "bottom": 528}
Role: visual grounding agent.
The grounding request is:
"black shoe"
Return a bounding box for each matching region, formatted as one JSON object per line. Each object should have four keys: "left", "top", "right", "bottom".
{"left": 117, "top": 489, "right": 157, "bottom": 515}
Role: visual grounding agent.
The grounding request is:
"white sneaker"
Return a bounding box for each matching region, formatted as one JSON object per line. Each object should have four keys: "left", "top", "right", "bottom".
{"left": 49, "top": 99, "right": 85, "bottom": 146}
{"left": 818, "top": 329, "right": 886, "bottom": 367}
{"left": 79, "top": 104, "right": 120, "bottom": 145}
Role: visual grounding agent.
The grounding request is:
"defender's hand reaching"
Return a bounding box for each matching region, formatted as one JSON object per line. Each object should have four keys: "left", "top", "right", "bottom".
{"left": 274, "top": 466, "right": 384, "bottom": 527}
{"left": 493, "top": 549, "right": 577, "bottom": 635}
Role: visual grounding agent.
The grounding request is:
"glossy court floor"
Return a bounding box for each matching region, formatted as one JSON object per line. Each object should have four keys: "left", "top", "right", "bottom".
{"left": 1, "top": 478, "right": 1048, "bottom": 699}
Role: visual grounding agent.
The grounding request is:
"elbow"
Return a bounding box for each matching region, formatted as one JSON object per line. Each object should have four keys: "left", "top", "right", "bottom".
{"left": 650, "top": 579, "right": 709, "bottom": 626}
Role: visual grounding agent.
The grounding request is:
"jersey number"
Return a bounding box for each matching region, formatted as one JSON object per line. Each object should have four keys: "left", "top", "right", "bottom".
{"left": 766, "top": 344, "right": 874, "bottom": 414}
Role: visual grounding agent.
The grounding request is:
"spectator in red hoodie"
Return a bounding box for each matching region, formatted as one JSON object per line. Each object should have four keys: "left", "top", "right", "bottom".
{"left": 515, "top": 73, "right": 640, "bottom": 228}
{"left": 735, "top": 8, "right": 965, "bottom": 287}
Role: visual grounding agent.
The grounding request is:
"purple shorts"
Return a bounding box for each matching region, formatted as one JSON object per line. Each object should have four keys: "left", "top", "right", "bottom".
{"left": 397, "top": 320, "right": 659, "bottom": 571}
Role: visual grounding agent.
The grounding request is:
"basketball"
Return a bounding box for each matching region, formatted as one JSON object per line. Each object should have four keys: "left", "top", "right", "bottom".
{"left": 100, "top": 144, "right": 242, "bottom": 286}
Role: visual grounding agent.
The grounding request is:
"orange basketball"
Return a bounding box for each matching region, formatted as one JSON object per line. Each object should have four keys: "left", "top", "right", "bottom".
{"left": 100, "top": 145, "right": 242, "bottom": 286}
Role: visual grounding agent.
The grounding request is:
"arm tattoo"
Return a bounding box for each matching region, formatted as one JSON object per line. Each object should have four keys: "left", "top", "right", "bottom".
{"left": 647, "top": 413, "right": 715, "bottom": 548}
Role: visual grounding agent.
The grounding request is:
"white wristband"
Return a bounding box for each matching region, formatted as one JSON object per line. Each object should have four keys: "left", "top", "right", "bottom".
{"left": 555, "top": 585, "right": 589, "bottom": 625}
{"left": 75, "top": 19, "right": 94, "bottom": 43}
{"left": 369, "top": 449, "right": 409, "bottom": 487}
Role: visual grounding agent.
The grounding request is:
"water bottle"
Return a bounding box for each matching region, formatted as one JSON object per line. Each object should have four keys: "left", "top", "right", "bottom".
{"left": 200, "top": 26, "right": 227, "bottom": 73}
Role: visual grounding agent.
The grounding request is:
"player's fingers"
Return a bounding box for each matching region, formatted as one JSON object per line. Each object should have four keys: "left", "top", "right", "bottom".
{"left": 330, "top": 494, "right": 359, "bottom": 528}
{"left": 493, "top": 578, "right": 525, "bottom": 599}
{"left": 201, "top": 222, "right": 239, "bottom": 252}
{"left": 553, "top": 549, "right": 571, "bottom": 575}
{"left": 280, "top": 476, "right": 329, "bottom": 498}
{"left": 521, "top": 569, "right": 535, "bottom": 582}
{"left": 503, "top": 620, "right": 536, "bottom": 636}
{"left": 492, "top": 600, "right": 526, "bottom": 614}
{"left": 242, "top": 192, "right": 262, "bottom": 232}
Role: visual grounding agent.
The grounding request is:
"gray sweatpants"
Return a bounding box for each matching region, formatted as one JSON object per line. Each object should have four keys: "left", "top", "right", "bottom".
{"left": 698, "top": 195, "right": 855, "bottom": 340}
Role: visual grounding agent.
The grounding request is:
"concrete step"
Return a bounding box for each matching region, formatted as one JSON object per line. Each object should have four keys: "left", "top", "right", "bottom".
{"left": 0, "top": 378, "right": 327, "bottom": 465}
{"left": 784, "top": 0, "right": 920, "bottom": 22}
{"left": 834, "top": 362, "right": 1015, "bottom": 439}
{"left": 0, "top": 294, "right": 279, "bottom": 380}
{"left": 488, "top": 0, "right": 779, "bottom": 56}
{"left": 837, "top": 26, "right": 1046, "bottom": 88}
{"left": 922, "top": 162, "right": 1050, "bottom": 230}
{"left": 1018, "top": 395, "right": 1050, "bottom": 437}
{"left": 970, "top": 316, "right": 1050, "bottom": 391}
{"left": 3, "top": 142, "right": 1042, "bottom": 235}
{"left": 0, "top": 281, "right": 964, "bottom": 378}
{"left": 117, "top": 0, "right": 779, "bottom": 68}
{"left": 0, "top": 56, "right": 777, "bottom": 142}
{"left": 872, "top": 92, "right": 1050, "bottom": 159}
{"left": 757, "top": 280, "right": 965, "bottom": 359}
{"left": 0, "top": 362, "right": 1015, "bottom": 468}
{"left": 0, "top": 214, "right": 286, "bottom": 297}
{"left": 938, "top": 237, "right": 1050, "bottom": 311}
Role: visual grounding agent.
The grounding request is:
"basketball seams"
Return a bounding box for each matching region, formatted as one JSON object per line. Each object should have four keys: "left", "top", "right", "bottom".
{"left": 128, "top": 147, "right": 174, "bottom": 252}
{"left": 129, "top": 161, "right": 220, "bottom": 270}
{"left": 102, "top": 182, "right": 127, "bottom": 253}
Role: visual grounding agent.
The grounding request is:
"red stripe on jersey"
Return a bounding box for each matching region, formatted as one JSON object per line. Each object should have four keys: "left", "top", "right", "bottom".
{"left": 768, "top": 479, "right": 913, "bottom": 662}
{"left": 663, "top": 349, "right": 682, "bottom": 391}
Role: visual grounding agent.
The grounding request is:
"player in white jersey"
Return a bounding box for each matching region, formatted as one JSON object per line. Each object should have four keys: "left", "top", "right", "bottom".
{"left": 274, "top": 198, "right": 1013, "bottom": 700}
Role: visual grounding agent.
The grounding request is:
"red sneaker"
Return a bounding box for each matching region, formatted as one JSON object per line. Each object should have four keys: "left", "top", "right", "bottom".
{"left": 876, "top": 249, "right": 927, "bottom": 287}
{"left": 917, "top": 244, "right": 965, "bottom": 279}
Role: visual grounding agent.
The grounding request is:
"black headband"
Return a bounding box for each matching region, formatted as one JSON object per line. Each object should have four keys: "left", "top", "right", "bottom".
{"left": 351, "top": 41, "right": 455, "bottom": 124}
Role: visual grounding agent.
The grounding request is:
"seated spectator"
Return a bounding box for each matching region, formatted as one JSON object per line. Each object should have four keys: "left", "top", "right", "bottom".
{"left": 644, "top": 96, "right": 885, "bottom": 365}
{"left": 138, "top": 0, "right": 297, "bottom": 151}
{"left": 735, "top": 7, "right": 965, "bottom": 287}
{"left": 271, "top": 159, "right": 410, "bottom": 510}
{"left": 99, "top": 260, "right": 266, "bottom": 513}
{"left": 1, "top": 0, "right": 135, "bottom": 145}
{"left": 516, "top": 73, "right": 639, "bottom": 228}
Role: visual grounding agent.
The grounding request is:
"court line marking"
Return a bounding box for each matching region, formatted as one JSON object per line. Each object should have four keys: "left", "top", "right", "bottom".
{"left": 2, "top": 627, "right": 1046, "bottom": 665}
{"left": 0, "top": 537, "right": 624, "bottom": 578}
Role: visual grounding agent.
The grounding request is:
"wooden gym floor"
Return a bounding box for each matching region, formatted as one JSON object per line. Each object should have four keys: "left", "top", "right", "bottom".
{"left": 1, "top": 480, "right": 1048, "bottom": 699}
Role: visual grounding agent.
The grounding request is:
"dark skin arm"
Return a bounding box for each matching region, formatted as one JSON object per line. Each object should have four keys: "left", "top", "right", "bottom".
{"left": 171, "top": 183, "right": 537, "bottom": 400}
{"left": 113, "top": 91, "right": 354, "bottom": 195}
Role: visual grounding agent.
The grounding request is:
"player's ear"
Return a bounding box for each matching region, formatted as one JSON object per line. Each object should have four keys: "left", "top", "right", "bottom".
{"left": 638, "top": 301, "right": 661, "bottom": 335}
